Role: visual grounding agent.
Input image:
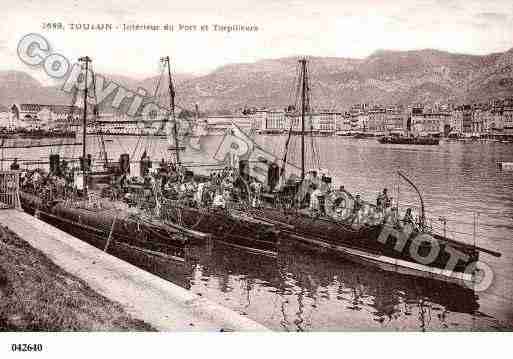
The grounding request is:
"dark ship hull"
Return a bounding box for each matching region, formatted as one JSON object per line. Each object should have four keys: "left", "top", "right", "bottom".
{"left": 379, "top": 136, "right": 439, "bottom": 145}
{"left": 243, "top": 207, "right": 479, "bottom": 282}
{"left": 19, "top": 192, "right": 202, "bottom": 256}
{"left": 160, "top": 202, "right": 279, "bottom": 252}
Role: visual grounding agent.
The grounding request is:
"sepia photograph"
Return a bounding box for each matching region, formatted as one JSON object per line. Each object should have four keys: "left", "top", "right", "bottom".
{"left": 0, "top": 0, "right": 512, "bottom": 356}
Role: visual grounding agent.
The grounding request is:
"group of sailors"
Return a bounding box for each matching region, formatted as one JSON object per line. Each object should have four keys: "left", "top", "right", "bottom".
{"left": 123, "top": 156, "right": 258, "bottom": 210}
{"left": 307, "top": 180, "right": 418, "bottom": 230}
{"left": 14, "top": 154, "right": 420, "bottom": 231}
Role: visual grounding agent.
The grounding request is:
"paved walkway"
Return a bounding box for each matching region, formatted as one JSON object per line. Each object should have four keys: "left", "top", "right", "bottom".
{"left": 0, "top": 209, "right": 268, "bottom": 331}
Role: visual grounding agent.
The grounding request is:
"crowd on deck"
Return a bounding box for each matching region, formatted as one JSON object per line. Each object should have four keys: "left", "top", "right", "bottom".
{"left": 14, "top": 155, "right": 420, "bottom": 232}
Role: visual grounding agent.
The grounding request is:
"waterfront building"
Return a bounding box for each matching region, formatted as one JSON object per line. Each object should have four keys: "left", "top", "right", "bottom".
{"left": 489, "top": 108, "right": 504, "bottom": 133}
{"left": 335, "top": 113, "right": 351, "bottom": 134}
{"left": 461, "top": 105, "right": 474, "bottom": 136}
{"left": 316, "top": 111, "right": 338, "bottom": 134}
{"left": 449, "top": 111, "right": 463, "bottom": 135}
{"left": 204, "top": 115, "right": 252, "bottom": 134}
{"left": 471, "top": 109, "right": 486, "bottom": 136}
{"left": 384, "top": 109, "right": 406, "bottom": 134}
{"left": 503, "top": 106, "right": 513, "bottom": 136}
{"left": 9, "top": 103, "right": 81, "bottom": 130}
{"left": 0, "top": 110, "right": 11, "bottom": 129}
{"left": 349, "top": 111, "right": 368, "bottom": 132}
{"left": 264, "top": 111, "right": 287, "bottom": 133}
{"left": 367, "top": 107, "right": 386, "bottom": 134}
{"left": 475, "top": 109, "right": 495, "bottom": 136}
{"left": 410, "top": 107, "right": 449, "bottom": 136}
{"left": 248, "top": 110, "right": 267, "bottom": 133}
{"left": 283, "top": 112, "right": 313, "bottom": 133}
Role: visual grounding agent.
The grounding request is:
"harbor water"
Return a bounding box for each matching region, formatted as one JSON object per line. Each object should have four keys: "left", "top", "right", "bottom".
{"left": 3, "top": 135, "right": 513, "bottom": 330}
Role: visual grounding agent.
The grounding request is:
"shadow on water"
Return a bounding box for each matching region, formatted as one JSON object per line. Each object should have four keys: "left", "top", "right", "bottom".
{"left": 36, "top": 209, "right": 510, "bottom": 331}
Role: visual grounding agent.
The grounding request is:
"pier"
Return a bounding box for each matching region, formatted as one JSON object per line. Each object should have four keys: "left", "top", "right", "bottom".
{"left": 0, "top": 208, "right": 267, "bottom": 331}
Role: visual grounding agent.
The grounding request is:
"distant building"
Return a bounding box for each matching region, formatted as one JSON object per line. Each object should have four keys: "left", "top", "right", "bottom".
{"left": 503, "top": 106, "right": 513, "bottom": 136}
{"left": 335, "top": 113, "right": 351, "bottom": 133}
{"left": 265, "top": 111, "right": 287, "bottom": 133}
{"left": 10, "top": 103, "right": 81, "bottom": 130}
{"left": 384, "top": 109, "right": 406, "bottom": 134}
{"left": 410, "top": 107, "right": 449, "bottom": 135}
{"left": 204, "top": 114, "right": 253, "bottom": 134}
{"left": 461, "top": 105, "right": 473, "bottom": 136}
{"left": 349, "top": 110, "right": 368, "bottom": 132}
{"left": 0, "top": 110, "right": 11, "bottom": 129}
{"left": 315, "top": 112, "right": 338, "bottom": 133}
{"left": 367, "top": 108, "right": 386, "bottom": 133}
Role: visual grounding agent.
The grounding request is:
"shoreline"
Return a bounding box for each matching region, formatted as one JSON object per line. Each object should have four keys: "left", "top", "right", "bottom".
{"left": 0, "top": 210, "right": 268, "bottom": 332}
{"left": 0, "top": 224, "right": 154, "bottom": 331}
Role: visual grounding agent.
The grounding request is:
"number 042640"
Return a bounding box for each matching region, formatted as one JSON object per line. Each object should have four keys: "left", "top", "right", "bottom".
{"left": 11, "top": 344, "right": 43, "bottom": 352}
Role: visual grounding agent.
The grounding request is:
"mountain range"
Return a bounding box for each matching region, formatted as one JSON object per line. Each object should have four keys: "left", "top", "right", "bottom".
{"left": 1, "top": 47, "right": 513, "bottom": 114}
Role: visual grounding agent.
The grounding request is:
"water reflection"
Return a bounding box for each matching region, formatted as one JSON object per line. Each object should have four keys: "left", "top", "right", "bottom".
{"left": 98, "top": 236, "right": 501, "bottom": 331}
{"left": 57, "top": 212, "right": 507, "bottom": 330}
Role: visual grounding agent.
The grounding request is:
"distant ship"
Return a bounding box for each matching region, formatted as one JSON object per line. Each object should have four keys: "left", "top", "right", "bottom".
{"left": 379, "top": 134, "right": 439, "bottom": 145}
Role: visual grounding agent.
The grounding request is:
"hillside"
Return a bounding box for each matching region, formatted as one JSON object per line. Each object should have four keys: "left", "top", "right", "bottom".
{"left": 1, "top": 47, "right": 512, "bottom": 113}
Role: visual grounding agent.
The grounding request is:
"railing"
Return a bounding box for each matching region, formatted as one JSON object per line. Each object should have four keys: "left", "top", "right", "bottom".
{"left": 0, "top": 171, "right": 21, "bottom": 209}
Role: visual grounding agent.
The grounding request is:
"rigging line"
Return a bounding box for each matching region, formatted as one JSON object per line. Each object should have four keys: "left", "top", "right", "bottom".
{"left": 133, "top": 62, "right": 165, "bottom": 161}
{"left": 68, "top": 87, "right": 81, "bottom": 159}
{"left": 114, "top": 136, "right": 128, "bottom": 155}
{"left": 90, "top": 68, "right": 104, "bottom": 166}
{"left": 130, "top": 132, "right": 143, "bottom": 160}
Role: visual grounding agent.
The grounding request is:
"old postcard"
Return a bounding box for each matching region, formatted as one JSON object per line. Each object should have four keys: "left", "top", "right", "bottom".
{"left": 0, "top": 0, "right": 512, "bottom": 356}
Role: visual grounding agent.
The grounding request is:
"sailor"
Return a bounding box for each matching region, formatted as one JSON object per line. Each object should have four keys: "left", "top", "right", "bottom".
{"left": 10, "top": 158, "right": 20, "bottom": 171}
{"left": 250, "top": 179, "right": 263, "bottom": 207}
{"left": 383, "top": 188, "right": 391, "bottom": 208}
{"left": 401, "top": 208, "right": 418, "bottom": 232}
{"left": 377, "top": 188, "right": 391, "bottom": 210}
{"left": 31, "top": 170, "right": 42, "bottom": 190}
{"left": 403, "top": 208, "right": 415, "bottom": 225}
{"left": 60, "top": 159, "right": 68, "bottom": 176}
{"left": 351, "top": 194, "right": 364, "bottom": 224}
{"left": 228, "top": 143, "right": 240, "bottom": 169}
{"left": 202, "top": 181, "right": 214, "bottom": 205}
{"left": 86, "top": 154, "right": 92, "bottom": 171}
{"left": 384, "top": 207, "right": 399, "bottom": 227}
{"left": 119, "top": 173, "right": 128, "bottom": 192}
{"left": 140, "top": 151, "right": 152, "bottom": 177}
{"left": 309, "top": 184, "right": 322, "bottom": 216}
{"left": 186, "top": 179, "right": 197, "bottom": 200}
{"left": 212, "top": 189, "right": 226, "bottom": 208}
{"left": 195, "top": 181, "right": 206, "bottom": 206}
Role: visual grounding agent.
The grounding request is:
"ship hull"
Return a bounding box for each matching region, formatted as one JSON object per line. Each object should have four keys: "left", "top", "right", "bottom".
{"left": 19, "top": 192, "right": 193, "bottom": 254}
{"left": 379, "top": 137, "right": 439, "bottom": 145}
{"left": 245, "top": 207, "right": 479, "bottom": 276}
{"left": 160, "top": 202, "right": 279, "bottom": 252}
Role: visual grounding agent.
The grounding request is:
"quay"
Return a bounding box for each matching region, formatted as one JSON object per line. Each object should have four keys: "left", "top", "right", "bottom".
{"left": 0, "top": 209, "right": 268, "bottom": 331}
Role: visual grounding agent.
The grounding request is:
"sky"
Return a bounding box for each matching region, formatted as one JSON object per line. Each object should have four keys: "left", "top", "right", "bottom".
{"left": 1, "top": 0, "right": 513, "bottom": 84}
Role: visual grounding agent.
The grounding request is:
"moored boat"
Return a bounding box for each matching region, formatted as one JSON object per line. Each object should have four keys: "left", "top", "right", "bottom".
{"left": 379, "top": 135, "right": 439, "bottom": 145}
{"left": 221, "top": 58, "right": 498, "bottom": 284}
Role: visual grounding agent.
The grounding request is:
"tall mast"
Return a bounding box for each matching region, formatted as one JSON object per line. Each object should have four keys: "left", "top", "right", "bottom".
{"left": 78, "top": 56, "right": 91, "bottom": 194}
{"left": 299, "top": 58, "right": 307, "bottom": 180}
{"left": 161, "top": 56, "right": 180, "bottom": 166}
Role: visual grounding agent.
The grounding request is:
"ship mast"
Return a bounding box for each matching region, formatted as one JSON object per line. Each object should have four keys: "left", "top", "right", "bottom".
{"left": 79, "top": 56, "right": 92, "bottom": 195}
{"left": 161, "top": 56, "right": 180, "bottom": 167}
{"left": 299, "top": 58, "right": 307, "bottom": 180}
